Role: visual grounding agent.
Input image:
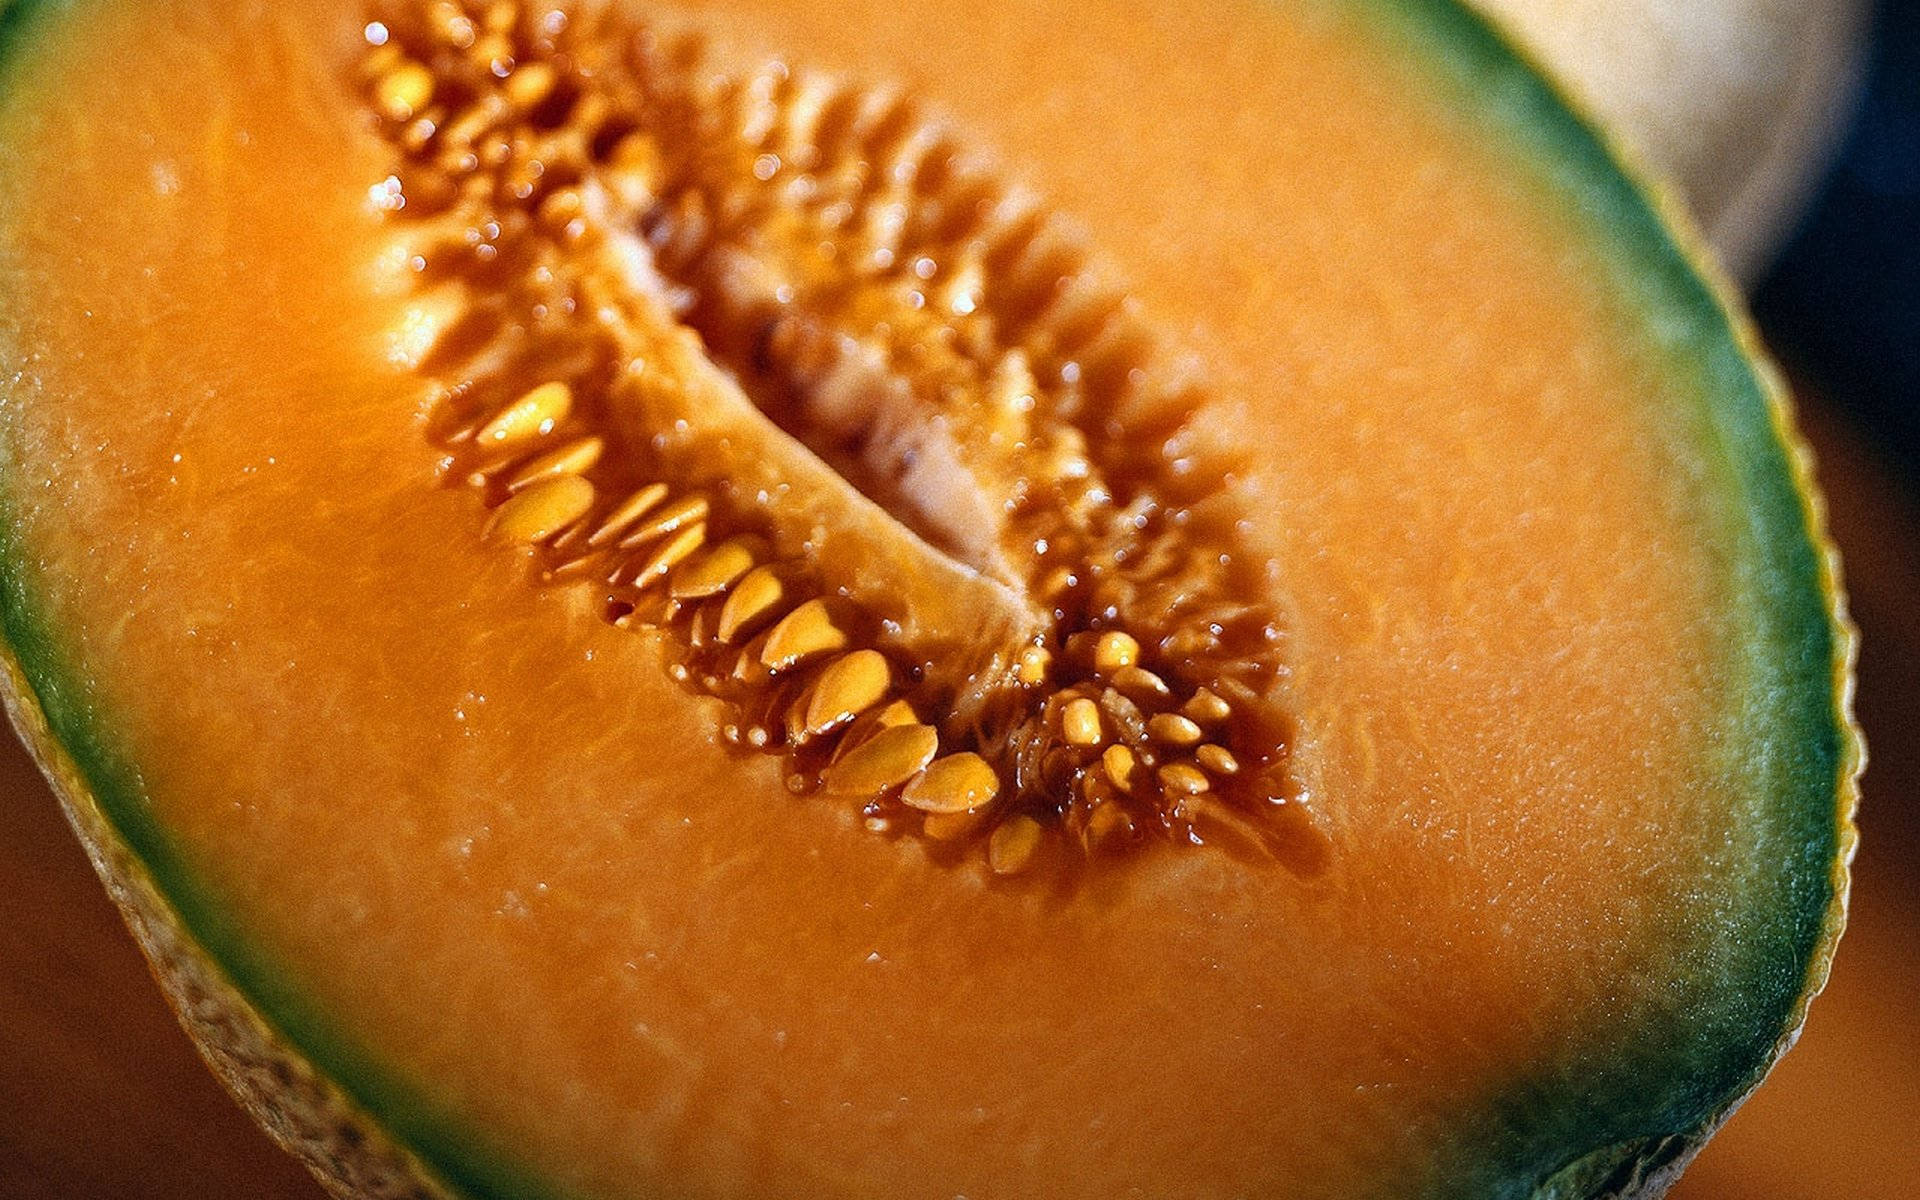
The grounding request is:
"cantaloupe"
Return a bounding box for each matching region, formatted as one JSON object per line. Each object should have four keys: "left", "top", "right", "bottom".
{"left": 0, "top": 1, "right": 1858, "bottom": 1197}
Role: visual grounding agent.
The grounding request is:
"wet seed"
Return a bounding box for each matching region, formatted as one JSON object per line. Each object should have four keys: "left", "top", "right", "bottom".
{"left": 804, "top": 650, "right": 891, "bottom": 736}
{"left": 1111, "top": 665, "right": 1172, "bottom": 702}
{"left": 486, "top": 474, "right": 595, "bottom": 544}
{"left": 1015, "top": 645, "right": 1051, "bottom": 686}
{"left": 505, "top": 435, "right": 603, "bottom": 490}
{"left": 627, "top": 522, "right": 708, "bottom": 589}
{"left": 1092, "top": 630, "right": 1139, "bottom": 674}
{"left": 1157, "top": 762, "right": 1210, "bottom": 796}
{"left": 901, "top": 752, "right": 1000, "bottom": 814}
{"left": 587, "top": 482, "right": 670, "bottom": 545}
{"left": 669, "top": 537, "right": 758, "bottom": 600}
{"left": 619, "top": 493, "right": 709, "bottom": 548}
{"left": 1147, "top": 713, "right": 1203, "bottom": 747}
{"left": 1061, "top": 697, "right": 1104, "bottom": 748}
{"left": 761, "top": 599, "right": 849, "bottom": 672}
{"left": 1196, "top": 744, "right": 1240, "bottom": 776}
{"left": 477, "top": 381, "right": 572, "bottom": 449}
{"left": 1184, "top": 687, "right": 1231, "bottom": 724}
{"left": 1101, "top": 744, "right": 1140, "bottom": 792}
{"left": 824, "top": 723, "right": 940, "bottom": 795}
{"left": 717, "top": 565, "right": 786, "bottom": 642}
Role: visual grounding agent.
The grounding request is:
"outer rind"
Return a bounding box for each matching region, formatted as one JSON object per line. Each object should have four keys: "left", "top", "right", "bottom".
{"left": 0, "top": 644, "right": 462, "bottom": 1200}
{"left": 0, "top": 2, "right": 1860, "bottom": 1199}
{"left": 1367, "top": 2, "right": 1862, "bottom": 1195}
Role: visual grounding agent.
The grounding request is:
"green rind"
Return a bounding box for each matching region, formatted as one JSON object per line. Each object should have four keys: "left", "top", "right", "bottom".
{"left": 0, "top": 1, "right": 1859, "bottom": 1198}
{"left": 1351, "top": 0, "right": 1859, "bottom": 1194}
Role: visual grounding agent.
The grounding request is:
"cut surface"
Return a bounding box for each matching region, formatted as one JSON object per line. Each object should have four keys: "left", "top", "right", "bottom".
{"left": 0, "top": 1, "right": 1854, "bottom": 1199}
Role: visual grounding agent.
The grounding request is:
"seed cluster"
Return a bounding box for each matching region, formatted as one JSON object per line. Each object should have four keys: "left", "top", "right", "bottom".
{"left": 359, "top": 0, "right": 1327, "bottom": 876}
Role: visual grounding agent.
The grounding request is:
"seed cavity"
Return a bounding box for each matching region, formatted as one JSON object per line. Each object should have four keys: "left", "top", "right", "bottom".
{"left": 362, "top": 0, "right": 1328, "bottom": 878}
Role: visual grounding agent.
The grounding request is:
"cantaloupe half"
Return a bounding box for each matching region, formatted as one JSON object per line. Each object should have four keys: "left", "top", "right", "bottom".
{"left": 0, "top": 1, "right": 1859, "bottom": 1197}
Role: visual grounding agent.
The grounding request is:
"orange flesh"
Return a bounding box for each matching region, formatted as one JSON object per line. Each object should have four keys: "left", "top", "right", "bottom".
{"left": 0, "top": 1, "right": 1754, "bottom": 1196}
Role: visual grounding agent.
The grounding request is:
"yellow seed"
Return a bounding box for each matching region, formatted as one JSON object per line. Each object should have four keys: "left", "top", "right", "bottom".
{"left": 1015, "top": 645, "right": 1051, "bottom": 686}
{"left": 922, "top": 808, "right": 986, "bottom": 842}
{"left": 1093, "top": 630, "right": 1140, "bottom": 674}
{"left": 761, "top": 599, "right": 849, "bottom": 672}
{"left": 375, "top": 61, "right": 435, "bottom": 122}
{"left": 505, "top": 435, "right": 603, "bottom": 490}
{"left": 486, "top": 474, "right": 594, "bottom": 544}
{"left": 477, "top": 381, "right": 572, "bottom": 450}
{"left": 823, "top": 723, "right": 939, "bottom": 795}
{"left": 627, "top": 523, "right": 707, "bottom": 590}
{"left": 1111, "top": 665, "right": 1173, "bottom": 701}
{"left": 901, "top": 752, "right": 1000, "bottom": 814}
{"left": 831, "top": 698, "right": 922, "bottom": 764}
{"left": 619, "top": 493, "right": 709, "bottom": 548}
{"left": 1061, "top": 697, "right": 1104, "bottom": 748}
{"left": 1196, "top": 744, "right": 1240, "bottom": 776}
{"left": 669, "top": 538, "right": 758, "bottom": 600}
{"left": 1086, "top": 801, "right": 1135, "bottom": 848}
{"left": 504, "top": 61, "right": 557, "bottom": 110}
{"left": 1184, "top": 688, "right": 1232, "bottom": 724}
{"left": 805, "top": 650, "right": 891, "bottom": 735}
{"left": 988, "top": 815, "right": 1044, "bottom": 875}
{"left": 1157, "top": 762, "right": 1211, "bottom": 796}
{"left": 587, "top": 482, "right": 669, "bottom": 545}
{"left": 1101, "top": 744, "right": 1140, "bottom": 792}
{"left": 1148, "top": 713, "right": 1204, "bottom": 747}
{"left": 717, "top": 566, "right": 786, "bottom": 643}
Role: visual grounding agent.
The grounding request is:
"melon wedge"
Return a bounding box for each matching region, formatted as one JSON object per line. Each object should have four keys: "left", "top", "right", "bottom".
{"left": 0, "top": 1, "right": 1858, "bottom": 1197}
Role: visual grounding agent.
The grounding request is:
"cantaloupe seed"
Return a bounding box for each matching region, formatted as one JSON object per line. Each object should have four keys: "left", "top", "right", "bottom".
{"left": 900, "top": 752, "right": 1001, "bottom": 815}
{"left": 1061, "top": 698, "right": 1104, "bottom": 748}
{"left": 505, "top": 435, "right": 603, "bottom": 491}
{"left": 1196, "top": 744, "right": 1240, "bottom": 777}
{"left": 625, "top": 523, "right": 707, "bottom": 591}
{"left": 587, "top": 483, "right": 670, "bottom": 546}
{"left": 825, "top": 724, "right": 941, "bottom": 796}
{"left": 716, "top": 567, "right": 786, "bottom": 644}
{"left": 485, "top": 475, "right": 594, "bottom": 545}
{"left": 477, "top": 381, "right": 572, "bottom": 450}
{"left": 1157, "top": 763, "right": 1210, "bottom": 797}
{"left": 363, "top": 0, "right": 1324, "bottom": 874}
{"left": 1015, "top": 645, "right": 1051, "bottom": 686}
{"left": 669, "top": 538, "right": 758, "bottom": 601}
{"left": 1183, "top": 688, "right": 1231, "bottom": 724}
{"left": 804, "top": 650, "right": 892, "bottom": 737}
{"left": 1147, "top": 713, "right": 1203, "bottom": 747}
{"left": 1091, "top": 630, "right": 1139, "bottom": 674}
{"left": 761, "top": 600, "right": 851, "bottom": 673}
{"left": 618, "top": 493, "right": 708, "bottom": 549}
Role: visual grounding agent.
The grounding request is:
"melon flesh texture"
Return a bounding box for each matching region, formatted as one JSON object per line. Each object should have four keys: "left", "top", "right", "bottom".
{"left": 0, "top": 1, "right": 1849, "bottom": 1198}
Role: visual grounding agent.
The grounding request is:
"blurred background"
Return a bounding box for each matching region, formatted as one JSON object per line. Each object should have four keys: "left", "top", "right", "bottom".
{"left": 1, "top": 0, "right": 1915, "bottom": 1195}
